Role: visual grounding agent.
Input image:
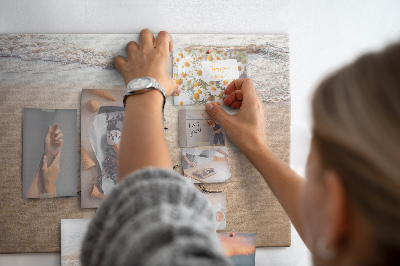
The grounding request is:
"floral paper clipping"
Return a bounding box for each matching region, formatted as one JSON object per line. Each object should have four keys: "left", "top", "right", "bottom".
{"left": 173, "top": 49, "right": 247, "bottom": 106}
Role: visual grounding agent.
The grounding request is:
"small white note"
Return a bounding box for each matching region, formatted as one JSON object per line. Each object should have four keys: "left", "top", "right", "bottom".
{"left": 199, "top": 59, "right": 239, "bottom": 82}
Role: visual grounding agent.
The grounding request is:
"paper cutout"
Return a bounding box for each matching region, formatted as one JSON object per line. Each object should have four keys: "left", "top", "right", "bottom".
{"left": 219, "top": 233, "right": 257, "bottom": 266}
{"left": 173, "top": 49, "right": 246, "bottom": 105}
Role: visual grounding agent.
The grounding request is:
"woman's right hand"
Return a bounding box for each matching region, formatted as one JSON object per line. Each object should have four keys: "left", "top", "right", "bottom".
{"left": 41, "top": 151, "right": 61, "bottom": 197}
{"left": 205, "top": 78, "right": 268, "bottom": 155}
{"left": 44, "top": 124, "right": 63, "bottom": 163}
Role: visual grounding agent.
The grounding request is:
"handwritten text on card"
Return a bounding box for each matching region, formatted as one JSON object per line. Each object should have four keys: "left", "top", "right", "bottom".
{"left": 199, "top": 59, "right": 239, "bottom": 82}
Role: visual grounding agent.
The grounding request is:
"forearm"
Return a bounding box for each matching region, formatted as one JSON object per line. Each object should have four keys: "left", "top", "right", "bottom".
{"left": 26, "top": 168, "right": 41, "bottom": 198}
{"left": 244, "top": 144, "right": 305, "bottom": 239}
{"left": 182, "top": 155, "right": 191, "bottom": 164}
{"left": 118, "top": 91, "right": 171, "bottom": 181}
{"left": 26, "top": 156, "right": 46, "bottom": 198}
{"left": 43, "top": 182, "right": 57, "bottom": 197}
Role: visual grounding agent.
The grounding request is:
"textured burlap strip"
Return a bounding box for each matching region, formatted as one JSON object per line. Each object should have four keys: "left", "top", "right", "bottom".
{"left": 0, "top": 85, "right": 290, "bottom": 253}
{"left": 164, "top": 102, "right": 291, "bottom": 248}
{"left": 0, "top": 86, "right": 95, "bottom": 253}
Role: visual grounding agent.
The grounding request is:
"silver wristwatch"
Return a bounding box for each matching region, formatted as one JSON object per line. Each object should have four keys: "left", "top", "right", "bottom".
{"left": 123, "top": 77, "right": 166, "bottom": 109}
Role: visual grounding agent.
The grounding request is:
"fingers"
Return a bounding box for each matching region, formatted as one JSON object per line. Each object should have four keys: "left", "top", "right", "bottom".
{"left": 45, "top": 126, "right": 52, "bottom": 139}
{"left": 126, "top": 41, "right": 140, "bottom": 59}
{"left": 224, "top": 78, "right": 260, "bottom": 109}
{"left": 113, "top": 56, "right": 128, "bottom": 73}
{"left": 223, "top": 90, "right": 243, "bottom": 108}
{"left": 42, "top": 156, "right": 48, "bottom": 171}
{"left": 52, "top": 124, "right": 59, "bottom": 132}
{"left": 139, "top": 29, "right": 155, "bottom": 53}
{"left": 224, "top": 79, "right": 246, "bottom": 95}
{"left": 155, "top": 31, "right": 173, "bottom": 52}
{"left": 205, "top": 102, "right": 231, "bottom": 127}
{"left": 55, "top": 133, "right": 63, "bottom": 141}
{"left": 225, "top": 78, "right": 257, "bottom": 98}
{"left": 57, "top": 139, "right": 64, "bottom": 147}
{"left": 171, "top": 85, "right": 182, "bottom": 96}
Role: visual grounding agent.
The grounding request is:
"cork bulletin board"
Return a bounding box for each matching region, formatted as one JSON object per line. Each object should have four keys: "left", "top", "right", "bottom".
{"left": 0, "top": 34, "right": 290, "bottom": 253}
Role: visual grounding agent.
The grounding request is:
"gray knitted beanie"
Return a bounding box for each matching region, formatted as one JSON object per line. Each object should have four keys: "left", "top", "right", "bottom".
{"left": 81, "top": 167, "right": 232, "bottom": 266}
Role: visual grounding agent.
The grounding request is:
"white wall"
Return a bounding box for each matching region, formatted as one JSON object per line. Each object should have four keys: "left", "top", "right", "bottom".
{"left": 1, "top": 0, "right": 400, "bottom": 265}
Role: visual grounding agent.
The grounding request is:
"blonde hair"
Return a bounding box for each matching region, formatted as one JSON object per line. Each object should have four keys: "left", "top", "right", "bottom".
{"left": 312, "top": 43, "right": 400, "bottom": 264}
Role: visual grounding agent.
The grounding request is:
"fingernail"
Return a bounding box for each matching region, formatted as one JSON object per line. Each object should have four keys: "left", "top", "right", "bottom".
{"left": 43, "top": 156, "right": 47, "bottom": 159}
{"left": 177, "top": 86, "right": 182, "bottom": 94}
{"left": 206, "top": 102, "right": 214, "bottom": 111}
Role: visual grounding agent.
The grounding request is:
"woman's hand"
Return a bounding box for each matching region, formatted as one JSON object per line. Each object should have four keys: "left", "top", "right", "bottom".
{"left": 205, "top": 78, "right": 268, "bottom": 155}
{"left": 41, "top": 151, "right": 61, "bottom": 197}
{"left": 44, "top": 124, "right": 63, "bottom": 163}
{"left": 113, "top": 29, "right": 180, "bottom": 97}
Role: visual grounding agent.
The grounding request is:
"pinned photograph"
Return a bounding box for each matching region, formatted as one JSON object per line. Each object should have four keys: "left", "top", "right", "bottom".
{"left": 80, "top": 89, "right": 124, "bottom": 208}
{"left": 178, "top": 109, "right": 226, "bottom": 147}
{"left": 219, "top": 233, "right": 257, "bottom": 266}
{"left": 61, "top": 219, "right": 91, "bottom": 266}
{"left": 22, "top": 108, "right": 77, "bottom": 198}
{"left": 182, "top": 147, "right": 230, "bottom": 183}
{"left": 173, "top": 49, "right": 246, "bottom": 105}
{"left": 206, "top": 193, "right": 227, "bottom": 230}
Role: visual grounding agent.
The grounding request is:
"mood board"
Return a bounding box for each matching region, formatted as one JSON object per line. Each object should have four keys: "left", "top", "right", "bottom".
{"left": 0, "top": 34, "right": 290, "bottom": 253}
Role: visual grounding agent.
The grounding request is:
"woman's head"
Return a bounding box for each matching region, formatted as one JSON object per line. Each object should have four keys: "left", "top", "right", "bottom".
{"left": 302, "top": 43, "right": 400, "bottom": 265}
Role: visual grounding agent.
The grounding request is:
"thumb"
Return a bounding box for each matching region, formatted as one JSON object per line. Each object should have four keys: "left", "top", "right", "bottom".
{"left": 45, "top": 126, "right": 52, "bottom": 138}
{"left": 42, "top": 156, "right": 48, "bottom": 171}
{"left": 205, "top": 102, "right": 230, "bottom": 127}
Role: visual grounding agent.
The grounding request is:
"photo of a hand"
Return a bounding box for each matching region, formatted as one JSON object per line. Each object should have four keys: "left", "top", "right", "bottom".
{"left": 44, "top": 124, "right": 63, "bottom": 162}
{"left": 41, "top": 151, "right": 61, "bottom": 197}
{"left": 26, "top": 123, "right": 64, "bottom": 198}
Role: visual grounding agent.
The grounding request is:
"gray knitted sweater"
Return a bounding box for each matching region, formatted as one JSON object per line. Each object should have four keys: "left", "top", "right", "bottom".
{"left": 81, "top": 167, "right": 232, "bottom": 266}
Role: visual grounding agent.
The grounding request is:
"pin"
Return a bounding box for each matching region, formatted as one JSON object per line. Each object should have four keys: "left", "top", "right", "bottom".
{"left": 206, "top": 49, "right": 211, "bottom": 54}
{"left": 230, "top": 231, "right": 235, "bottom": 237}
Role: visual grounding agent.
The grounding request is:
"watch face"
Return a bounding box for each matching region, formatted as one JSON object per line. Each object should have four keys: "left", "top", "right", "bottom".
{"left": 131, "top": 77, "right": 151, "bottom": 90}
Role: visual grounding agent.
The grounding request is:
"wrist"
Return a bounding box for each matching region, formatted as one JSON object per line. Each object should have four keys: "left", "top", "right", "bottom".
{"left": 125, "top": 90, "right": 164, "bottom": 110}
{"left": 241, "top": 138, "right": 271, "bottom": 158}
{"left": 124, "top": 77, "right": 166, "bottom": 109}
{"left": 44, "top": 182, "right": 56, "bottom": 196}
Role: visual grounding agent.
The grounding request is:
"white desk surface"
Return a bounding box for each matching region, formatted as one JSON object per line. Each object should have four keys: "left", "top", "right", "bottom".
{"left": 1, "top": 0, "right": 400, "bottom": 265}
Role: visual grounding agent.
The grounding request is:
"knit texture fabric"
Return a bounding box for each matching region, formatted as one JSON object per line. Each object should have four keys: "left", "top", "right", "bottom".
{"left": 81, "top": 167, "right": 232, "bottom": 266}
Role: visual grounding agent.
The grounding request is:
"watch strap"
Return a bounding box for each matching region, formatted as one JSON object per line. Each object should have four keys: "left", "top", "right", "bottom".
{"left": 123, "top": 78, "right": 166, "bottom": 110}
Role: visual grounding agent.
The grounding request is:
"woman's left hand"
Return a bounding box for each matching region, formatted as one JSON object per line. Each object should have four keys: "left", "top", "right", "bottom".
{"left": 113, "top": 29, "right": 180, "bottom": 97}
